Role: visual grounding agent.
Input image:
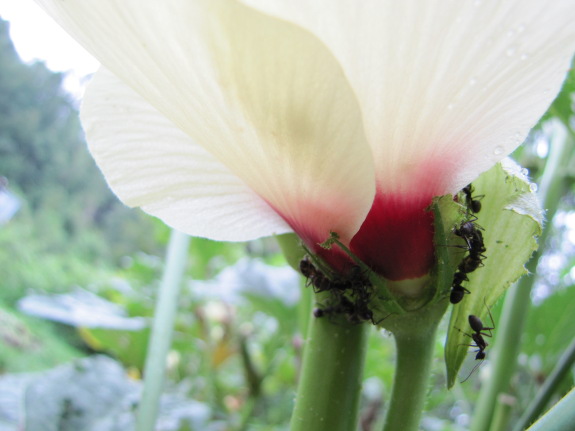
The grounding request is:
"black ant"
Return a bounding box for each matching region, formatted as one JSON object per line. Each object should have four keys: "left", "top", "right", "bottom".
{"left": 314, "top": 296, "right": 358, "bottom": 322}
{"left": 299, "top": 257, "right": 348, "bottom": 293}
{"left": 449, "top": 217, "right": 487, "bottom": 304}
{"left": 453, "top": 217, "right": 485, "bottom": 252}
{"left": 458, "top": 253, "right": 484, "bottom": 274}
{"left": 462, "top": 183, "right": 483, "bottom": 214}
{"left": 457, "top": 303, "right": 495, "bottom": 382}
{"left": 450, "top": 271, "right": 470, "bottom": 304}
{"left": 313, "top": 287, "right": 383, "bottom": 326}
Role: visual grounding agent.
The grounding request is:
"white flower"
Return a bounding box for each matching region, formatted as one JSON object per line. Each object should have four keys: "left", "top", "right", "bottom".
{"left": 35, "top": 0, "right": 575, "bottom": 280}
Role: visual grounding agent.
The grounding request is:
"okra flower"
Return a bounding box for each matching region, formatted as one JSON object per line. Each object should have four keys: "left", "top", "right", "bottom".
{"left": 36, "top": 0, "right": 575, "bottom": 281}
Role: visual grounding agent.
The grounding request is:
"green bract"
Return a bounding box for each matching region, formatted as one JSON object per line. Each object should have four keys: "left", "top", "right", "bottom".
{"left": 445, "top": 160, "right": 543, "bottom": 388}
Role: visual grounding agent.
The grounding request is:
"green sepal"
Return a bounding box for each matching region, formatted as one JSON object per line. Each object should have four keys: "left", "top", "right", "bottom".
{"left": 320, "top": 232, "right": 406, "bottom": 316}
{"left": 276, "top": 233, "right": 306, "bottom": 272}
{"left": 429, "top": 194, "right": 469, "bottom": 303}
{"left": 445, "top": 160, "right": 543, "bottom": 388}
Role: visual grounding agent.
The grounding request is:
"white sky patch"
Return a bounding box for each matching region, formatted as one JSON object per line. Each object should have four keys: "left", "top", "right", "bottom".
{"left": 0, "top": 0, "right": 99, "bottom": 98}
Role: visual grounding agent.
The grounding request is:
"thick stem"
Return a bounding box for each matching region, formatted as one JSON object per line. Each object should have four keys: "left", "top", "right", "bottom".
{"left": 290, "top": 316, "right": 370, "bottom": 431}
{"left": 382, "top": 301, "right": 447, "bottom": 431}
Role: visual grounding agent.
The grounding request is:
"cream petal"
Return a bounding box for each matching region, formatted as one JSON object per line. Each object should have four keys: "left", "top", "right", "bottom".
{"left": 35, "top": 0, "right": 375, "bottom": 244}
{"left": 244, "top": 0, "right": 575, "bottom": 195}
{"left": 82, "top": 69, "right": 290, "bottom": 241}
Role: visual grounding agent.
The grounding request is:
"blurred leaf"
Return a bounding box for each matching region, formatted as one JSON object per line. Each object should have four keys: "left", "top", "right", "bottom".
{"left": 191, "top": 258, "right": 300, "bottom": 307}
{"left": 445, "top": 160, "right": 543, "bottom": 388}
{"left": 23, "top": 355, "right": 138, "bottom": 431}
{"left": 0, "top": 305, "right": 81, "bottom": 373}
{"left": 188, "top": 237, "right": 246, "bottom": 280}
{"left": 17, "top": 289, "right": 147, "bottom": 331}
{"left": 543, "top": 59, "right": 575, "bottom": 126}
{"left": 79, "top": 327, "right": 150, "bottom": 371}
{"left": 523, "top": 285, "right": 575, "bottom": 372}
{"left": 1, "top": 356, "right": 213, "bottom": 431}
{"left": 17, "top": 289, "right": 152, "bottom": 370}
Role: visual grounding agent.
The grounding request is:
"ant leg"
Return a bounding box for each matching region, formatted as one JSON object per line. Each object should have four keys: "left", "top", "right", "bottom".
{"left": 481, "top": 298, "right": 496, "bottom": 337}
{"left": 455, "top": 327, "right": 474, "bottom": 340}
{"left": 460, "top": 360, "right": 484, "bottom": 383}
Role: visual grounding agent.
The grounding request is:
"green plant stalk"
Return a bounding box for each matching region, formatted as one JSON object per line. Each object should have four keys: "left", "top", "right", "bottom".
{"left": 382, "top": 301, "right": 447, "bottom": 431}
{"left": 290, "top": 316, "right": 370, "bottom": 431}
{"left": 470, "top": 273, "right": 533, "bottom": 431}
{"left": 513, "top": 337, "right": 575, "bottom": 431}
{"left": 136, "top": 230, "right": 190, "bottom": 431}
{"left": 488, "top": 394, "right": 516, "bottom": 431}
{"left": 526, "top": 386, "right": 575, "bottom": 431}
{"left": 471, "top": 121, "right": 571, "bottom": 431}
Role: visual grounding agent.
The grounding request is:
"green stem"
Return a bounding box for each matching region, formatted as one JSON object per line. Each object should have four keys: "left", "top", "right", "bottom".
{"left": 290, "top": 316, "right": 370, "bottom": 431}
{"left": 471, "top": 121, "right": 572, "bottom": 431}
{"left": 136, "top": 230, "right": 190, "bottom": 431}
{"left": 471, "top": 274, "right": 533, "bottom": 431}
{"left": 488, "top": 394, "right": 516, "bottom": 431}
{"left": 513, "top": 337, "right": 575, "bottom": 431}
{"left": 382, "top": 301, "right": 447, "bottom": 431}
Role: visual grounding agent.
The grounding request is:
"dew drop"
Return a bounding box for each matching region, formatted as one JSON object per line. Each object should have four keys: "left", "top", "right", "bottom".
{"left": 493, "top": 146, "right": 504, "bottom": 156}
{"left": 521, "top": 168, "right": 529, "bottom": 176}
{"left": 529, "top": 183, "right": 538, "bottom": 193}
{"left": 506, "top": 47, "right": 517, "bottom": 57}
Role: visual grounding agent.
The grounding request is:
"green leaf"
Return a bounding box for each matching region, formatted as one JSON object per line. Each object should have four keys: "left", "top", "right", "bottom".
{"left": 526, "top": 386, "right": 575, "bottom": 431}
{"left": 445, "top": 160, "right": 543, "bottom": 388}
{"left": 522, "top": 285, "right": 575, "bottom": 373}
{"left": 542, "top": 58, "right": 575, "bottom": 126}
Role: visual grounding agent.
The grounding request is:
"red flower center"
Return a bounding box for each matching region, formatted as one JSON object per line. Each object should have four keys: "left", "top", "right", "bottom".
{"left": 349, "top": 191, "right": 435, "bottom": 281}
